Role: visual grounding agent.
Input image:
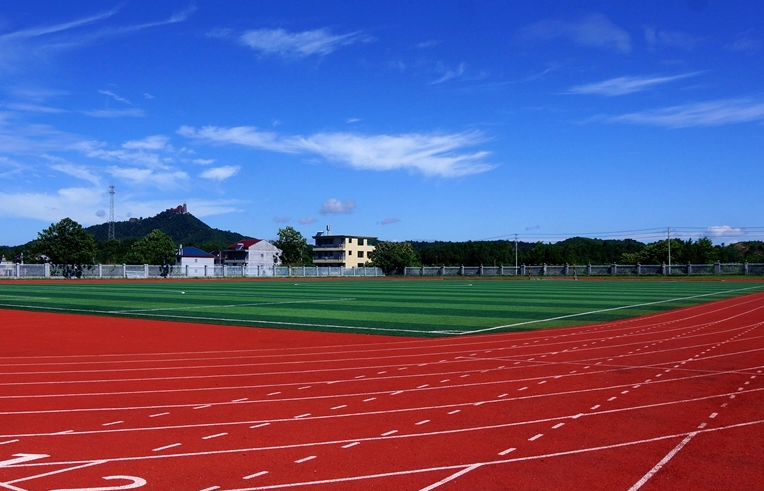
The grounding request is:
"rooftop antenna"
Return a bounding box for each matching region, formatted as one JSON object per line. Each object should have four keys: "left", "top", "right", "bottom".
{"left": 108, "top": 185, "right": 116, "bottom": 241}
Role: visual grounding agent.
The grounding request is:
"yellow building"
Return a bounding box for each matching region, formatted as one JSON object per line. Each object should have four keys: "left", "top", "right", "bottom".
{"left": 312, "top": 229, "right": 376, "bottom": 268}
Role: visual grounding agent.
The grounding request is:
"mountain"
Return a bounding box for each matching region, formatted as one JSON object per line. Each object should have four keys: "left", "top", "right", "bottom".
{"left": 86, "top": 209, "right": 245, "bottom": 247}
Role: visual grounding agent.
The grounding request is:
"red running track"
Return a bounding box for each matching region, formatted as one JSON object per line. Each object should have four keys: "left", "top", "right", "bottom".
{"left": 1, "top": 292, "right": 764, "bottom": 491}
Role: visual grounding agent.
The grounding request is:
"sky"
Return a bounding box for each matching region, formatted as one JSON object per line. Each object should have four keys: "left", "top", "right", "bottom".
{"left": 1, "top": 0, "right": 763, "bottom": 247}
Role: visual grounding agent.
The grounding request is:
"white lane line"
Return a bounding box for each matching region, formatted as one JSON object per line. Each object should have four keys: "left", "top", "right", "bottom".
{"left": 102, "top": 421, "right": 123, "bottom": 426}
{"left": 267, "top": 392, "right": 281, "bottom": 396}
{"left": 416, "top": 420, "right": 430, "bottom": 426}
{"left": 528, "top": 433, "right": 543, "bottom": 441}
{"left": 0, "top": 439, "right": 19, "bottom": 445}
{"left": 466, "top": 286, "right": 764, "bottom": 334}
{"left": 331, "top": 405, "right": 347, "bottom": 410}
{"left": 243, "top": 471, "right": 268, "bottom": 480}
{"left": 298, "top": 386, "right": 311, "bottom": 390}
{"left": 198, "top": 486, "right": 220, "bottom": 491}
{"left": 295, "top": 413, "right": 311, "bottom": 419}
{"left": 417, "top": 463, "right": 483, "bottom": 491}
{"left": 194, "top": 404, "right": 211, "bottom": 410}
{"left": 448, "top": 410, "right": 461, "bottom": 415}
{"left": 363, "top": 398, "right": 376, "bottom": 402}
{"left": 342, "top": 442, "right": 360, "bottom": 449}
{"left": 153, "top": 443, "right": 181, "bottom": 452}
{"left": 149, "top": 412, "right": 169, "bottom": 418}
{"left": 295, "top": 455, "right": 316, "bottom": 464}
{"left": 391, "top": 391, "right": 403, "bottom": 395}
{"left": 627, "top": 433, "right": 697, "bottom": 491}
{"left": 382, "top": 430, "right": 398, "bottom": 436}
{"left": 250, "top": 423, "right": 270, "bottom": 429}
{"left": 202, "top": 433, "right": 227, "bottom": 440}
{"left": 232, "top": 398, "right": 248, "bottom": 403}
{"left": 498, "top": 448, "right": 516, "bottom": 456}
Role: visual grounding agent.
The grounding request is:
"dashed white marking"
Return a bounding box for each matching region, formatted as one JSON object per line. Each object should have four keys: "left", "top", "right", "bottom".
{"left": 552, "top": 423, "right": 565, "bottom": 429}
{"left": 591, "top": 405, "right": 601, "bottom": 410}
{"left": 391, "top": 391, "right": 403, "bottom": 396}
{"left": 608, "top": 397, "right": 617, "bottom": 402}
{"left": 518, "top": 387, "right": 528, "bottom": 391}
{"left": 295, "top": 413, "right": 311, "bottom": 419}
{"left": 416, "top": 420, "right": 430, "bottom": 425}
{"left": 149, "top": 412, "right": 169, "bottom": 418}
{"left": 363, "top": 397, "right": 376, "bottom": 402}
{"left": 382, "top": 430, "right": 398, "bottom": 436}
{"left": 499, "top": 447, "right": 516, "bottom": 456}
{"left": 250, "top": 423, "right": 270, "bottom": 429}
{"left": 203, "top": 432, "right": 227, "bottom": 440}
{"left": 0, "top": 439, "right": 19, "bottom": 445}
{"left": 244, "top": 471, "right": 268, "bottom": 479}
{"left": 298, "top": 386, "right": 311, "bottom": 390}
{"left": 331, "top": 405, "right": 347, "bottom": 410}
{"left": 529, "top": 433, "right": 543, "bottom": 441}
{"left": 448, "top": 410, "right": 461, "bottom": 415}
{"left": 102, "top": 421, "right": 123, "bottom": 426}
{"left": 295, "top": 455, "right": 316, "bottom": 463}
{"left": 417, "top": 384, "right": 429, "bottom": 389}
{"left": 342, "top": 442, "right": 360, "bottom": 448}
{"left": 153, "top": 443, "right": 181, "bottom": 452}
{"left": 698, "top": 422, "right": 707, "bottom": 429}
{"left": 267, "top": 392, "right": 281, "bottom": 396}
{"left": 709, "top": 413, "right": 718, "bottom": 419}
{"left": 232, "top": 398, "right": 248, "bottom": 403}
{"left": 194, "top": 404, "right": 211, "bottom": 410}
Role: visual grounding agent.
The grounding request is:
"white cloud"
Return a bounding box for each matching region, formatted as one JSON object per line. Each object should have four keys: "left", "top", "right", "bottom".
{"left": 273, "top": 216, "right": 291, "bottom": 224}
{"left": 192, "top": 158, "right": 215, "bottom": 165}
{"left": 319, "top": 198, "right": 356, "bottom": 215}
{"left": 105, "top": 166, "right": 189, "bottom": 188}
{"left": 199, "top": 165, "right": 240, "bottom": 181}
{"left": 81, "top": 108, "right": 145, "bottom": 118}
{"left": 237, "top": 28, "right": 366, "bottom": 58}
{"left": 518, "top": 13, "right": 631, "bottom": 53}
{"left": 430, "top": 62, "right": 466, "bottom": 85}
{"left": 607, "top": 98, "right": 764, "bottom": 128}
{"left": 179, "top": 126, "right": 496, "bottom": 178}
{"left": 49, "top": 162, "right": 101, "bottom": 186}
{"left": 567, "top": 73, "right": 699, "bottom": 96}
{"left": 379, "top": 217, "right": 401, "bottom": 225}
{"left": 98, "top": 89, "right": 132, "bottom": 105}
{"left": 707, "top": 225, "right": 745, "bottom": 237}
{"left": 122, "top": 135, "right": 170, "bottom": 151}
{"left": 0, "top": 186, "right": 105, "bottom": 224}
{"left": 298, "top": 217, "right": 317, "bottom": 225}
{"left": 6, "top": 103, "right": 66, "bottom": 113}
{"left": 726, "top": 35, "right": 762, "bottom": 54}
{"left": 644, "top": 26, "right": 701, "bottom": 50}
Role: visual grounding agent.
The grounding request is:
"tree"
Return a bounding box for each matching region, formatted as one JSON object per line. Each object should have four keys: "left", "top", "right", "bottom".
{"left": 274, "top": 226, "right": 310, "bottom": 266}
{"left": 125, "top": 229, "right": 176, "bottom": 264}
{"left": 369, "top": 241, "right": 419, "bottom": 275}
{"left": 29, "top": 218, "right": 97, "bottom": 265}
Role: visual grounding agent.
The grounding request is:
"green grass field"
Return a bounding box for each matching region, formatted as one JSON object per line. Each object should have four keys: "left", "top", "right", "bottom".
{"left": 0, "top": 278, "right": 762, "bottom": 337}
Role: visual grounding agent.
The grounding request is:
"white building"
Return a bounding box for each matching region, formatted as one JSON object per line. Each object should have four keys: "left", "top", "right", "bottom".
{"left": 177, "top": 245, "right": 215, "bottom": 277}
{"left": 220, "top": 239, "right": 282, "bottom": 275}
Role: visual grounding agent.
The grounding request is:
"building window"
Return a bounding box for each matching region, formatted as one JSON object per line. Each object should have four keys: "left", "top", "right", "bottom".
{"left": 359, "top": 238, "right": 365, "bottom": 246}
{"left": 358, "top": 251, "right": 364, "bottom": 258}
{"left": 349, "top": 250, "right": 353, "bottom": 256}
{"left": 348, "top": 238, "right": 353, "bottom": 244}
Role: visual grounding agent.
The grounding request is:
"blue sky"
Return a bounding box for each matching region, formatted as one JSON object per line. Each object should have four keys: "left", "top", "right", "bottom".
{"left": 1, "top": 1, "right": 763, "bottom": 246}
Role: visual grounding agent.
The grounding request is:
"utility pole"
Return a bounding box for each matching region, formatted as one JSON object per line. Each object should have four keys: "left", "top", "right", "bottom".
{"left": 515, "top": 233, "right": 518, "bottom": 275}
{"left": 108, "top": 185, "right": 116, "bottom": 241}
{"left": 667, "top": 227, "right": 671, "bottom": 276}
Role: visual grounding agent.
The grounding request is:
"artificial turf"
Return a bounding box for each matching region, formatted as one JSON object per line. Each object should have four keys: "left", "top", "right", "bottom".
{"left": 0, "top": 278, "right": 762, "bottom": 337}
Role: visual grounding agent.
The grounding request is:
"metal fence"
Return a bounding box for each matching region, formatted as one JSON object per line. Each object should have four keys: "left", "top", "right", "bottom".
{"left": 404, "top": 263, "right": 764, "bottom": 277}
{"left": 0, "top": 263, "right": 383, "bottom": 279}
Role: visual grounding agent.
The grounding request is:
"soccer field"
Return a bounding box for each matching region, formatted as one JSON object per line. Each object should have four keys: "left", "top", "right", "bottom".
{"left": 0, "top": 278, "right": 762, "bottom": 337}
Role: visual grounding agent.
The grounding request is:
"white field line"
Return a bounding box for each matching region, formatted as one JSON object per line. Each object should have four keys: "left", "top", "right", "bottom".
{"left": 8, "top": 419, "right": 764, "bottom": 491}
{"left": 115, "top": 297, "right": 357, "bottom": 314}
{"left": 464, "top": 285, "right": 764, "bottom": 335}
{"left": 3, "top": 382, "right": 762, "bottom": 440}
{"left": 1, "top": 290, "right": 761, "bottom": 364}
{"left": 2, "top": 299, "right": 762, "bottom": 375}
{"left": 417, "top": 463, "right": 483, "bottom": 491}
{"left": 0, "top": 303, "right": 436, "bottom": 336}
{"left": 627, "top": 432, "right": 697, "bottom": 491}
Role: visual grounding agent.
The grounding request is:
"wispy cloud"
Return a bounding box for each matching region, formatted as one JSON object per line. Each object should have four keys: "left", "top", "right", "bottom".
{"left": 430, "top": 62, "right": 466, "bottom": 85}
{"left": 273, "top": 216, "right": 291, "bottom": 224}
{"left": 566, "top": 72, "right": 699, "bottom": 96}
{"left": 98, "top": 89, "right": 132, "bottom": 105}
{"left": 605, "top": 98, "right": 764, "bottom": 128}
{"left": 726, "top": 34, "right": 762, "bottom": 54}
{"left": 644, "top": 26, "right": 701, "bottom": 50}
{"left": 122, "top": 135, "right": 170, "bottom": 151}
{"left": 298, "top": 217, "right": 317, "bottom": 225}
{"left": 49, "top": 162, "right": 101, "bottom": 186}
{"left": 379, "top": 217, "right": 401, "bottom": 225}
{"left": 231, "top": 27, "right": 368, "bottom": 58}
{"left": 319, "top": 198, "right": 356, "bottom": 215}
{"left": 81, "top": 108, "right": 145, "bottom": 118}
{"left": 518, "top": 13, "right": 631, "bottom": 53}
{"left": 200, "top": 165, "right": 240, "bottom": 181}
{"left": 5, "top": 102, "right": 66, "bottom": 113}
{"left": 178, "top": 126, "right": 496, "bottom": 178}
{"left": 707, "top": 225, "right": 745, "bottom": 238}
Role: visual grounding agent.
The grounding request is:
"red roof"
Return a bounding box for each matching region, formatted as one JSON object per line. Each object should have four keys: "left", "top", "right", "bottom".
{"left": 227, "top": 239, "right": 262, "bottom": 250}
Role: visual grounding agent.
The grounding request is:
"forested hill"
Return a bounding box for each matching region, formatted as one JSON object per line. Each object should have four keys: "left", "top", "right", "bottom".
{"left": 86, "top": 211, "right": 244, "bottom": 246}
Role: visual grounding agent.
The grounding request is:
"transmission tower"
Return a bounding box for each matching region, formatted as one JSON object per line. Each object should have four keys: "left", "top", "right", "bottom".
{"left": 108, "top": 185, "right": 116, "bottom": 241}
